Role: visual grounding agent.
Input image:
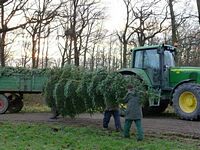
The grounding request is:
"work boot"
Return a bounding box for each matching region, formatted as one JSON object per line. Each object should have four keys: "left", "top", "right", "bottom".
{"left": 49, "top": 110, "right": 59, "bottom": 119}
{"left": 116, "top": 127, "right": 123, "bottom": 132}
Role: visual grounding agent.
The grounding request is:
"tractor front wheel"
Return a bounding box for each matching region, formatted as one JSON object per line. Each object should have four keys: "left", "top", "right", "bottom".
{"left": 172, "top": 83, "right": 200, "bottom": 120}
{"left": 0, "top": 94, "right": 9, "bottom": 114}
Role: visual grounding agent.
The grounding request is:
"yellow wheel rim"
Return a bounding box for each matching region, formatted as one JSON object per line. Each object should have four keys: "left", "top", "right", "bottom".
{"left": 179, "top": 92, "right": 197, "bottom": 113}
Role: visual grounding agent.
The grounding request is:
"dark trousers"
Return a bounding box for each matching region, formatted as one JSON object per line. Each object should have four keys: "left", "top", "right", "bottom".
{"left": 50, "top": 106, "right": 59, "bottom": 119}
{"left": 124, "top": 119, "right": 144, "bottom": 140}
{"left": 103, "top": 110, "right": 121, "bottom": 130}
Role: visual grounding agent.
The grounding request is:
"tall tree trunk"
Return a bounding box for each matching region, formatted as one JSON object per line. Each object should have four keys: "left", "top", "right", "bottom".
{"left": 74, "top": 37, "right": 79, "bottom": 66}
{"left": 0, "top": 32, "right": 6, "bottom": 67}
{"left": 72, "top": 0, "right": 79, "bottom": 66}
{"left": 169, "top": 0, "right": 179, "bottom": 64}
{"left": 123, "top": 40, "right": 127, "bottom": 68}
{"left": 108, "top": 39, "right": 112, "bottom": 71}
{"left": 197, "top": 0, "right": 200, "bottom": 25}
{"left": 91, "top": 45, "right": 95, "bottom": 71}
{"left": 32, "top": 34, "right": 37, "bottom": 68}
{"left": 169, "top": 0, "right": 177, "bottom": 45}
{"left": 102, "top": 47, "right": 105, "bottom": 67}
{"left": 68, "top": 37, "right": 72, "bottom": 64}
{"left": 120, "top": 43, "right": 123, "bottom": 68}
{"left": 41, "top": 37, "right": 46, "bottom": 68}
{"left": 112, "top": 56, "right": 115, "bottom": 71}
{"left": 83, "top": 44, "right": 87, "bottom": 67}
{"left": 36, "top": 34, "right": 41, "bottom": 68}
{"left": 83, "top": 33, "right": 90, "bottom": 67}
{"left": 45, "top": 35, "right": 49, "bottom": 68}
{"left": 45, "top": 48, "right": 48, "bottom": 68}
{"left": 61, "top": 36, "right": 68, "bottom": 67}
{"left": 36, "top": 25, "right": 42, "bottom": 68}
{"left": 0, "top": 4, "right": 5, "bottom": 67}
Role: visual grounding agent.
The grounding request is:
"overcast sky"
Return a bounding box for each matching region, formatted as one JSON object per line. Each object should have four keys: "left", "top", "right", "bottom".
{"left": 102, "top": 0, "right": 126, "bottom": 31}
{"left": 102, "top": 0, "right": 198, "bottom": 31}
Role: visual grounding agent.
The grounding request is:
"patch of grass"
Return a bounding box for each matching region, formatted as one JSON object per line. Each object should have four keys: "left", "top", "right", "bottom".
{"left": 0, "top": 122, "right": 198, "bottom": 150}
{"left": 21, "top": 94, "right": 51, "bottom": 112}
{"left": 21, "top": 105, "right": 51, "bottom": 113}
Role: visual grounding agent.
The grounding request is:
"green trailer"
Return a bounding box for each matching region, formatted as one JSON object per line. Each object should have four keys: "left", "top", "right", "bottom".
{"left": 0, "top": 68, "right": 48, "bottom": 114}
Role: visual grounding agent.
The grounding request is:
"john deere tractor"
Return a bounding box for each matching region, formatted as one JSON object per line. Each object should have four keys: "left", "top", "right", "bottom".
{"left": 119, "top": 44, "right": 200, "bottom": 120}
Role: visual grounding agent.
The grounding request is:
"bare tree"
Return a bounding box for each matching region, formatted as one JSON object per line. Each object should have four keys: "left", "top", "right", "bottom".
{"left": 168, "top": 0, "right": 177, "bottom": 46}
{"left": 24, "top": 0, "right": 62, "bottom": 68}
{"left": 167, "top": 0, "right": 192, "bottom": 64}
{"left": 118, "top": 0, "right": 168, "bottom": 67}
{"left": 56, "top": 1, "right": 73, "bottom": 67}
{"left": 57, "top": 0, "right": 105, "bottom": 67}
{"left": 0, "top": 0, "right": 29, "bottom": 66}
{"left": 117, "top": 0, "right": 135, "bottom": 68}
{"left": 131, "top": 2, "right": 168, "bottom": 46}
{"left": 20, "top": 32, "right": 31, "bottom": 67}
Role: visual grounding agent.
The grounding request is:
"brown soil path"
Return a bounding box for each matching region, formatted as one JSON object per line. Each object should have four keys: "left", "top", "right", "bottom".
{"left": 0, "top": 112, "right": 200, "bottom": 140}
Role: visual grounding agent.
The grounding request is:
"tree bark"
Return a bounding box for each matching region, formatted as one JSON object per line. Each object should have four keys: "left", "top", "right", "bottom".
{"left": 169, "top": 0, "right": 177, "bottom": 45}
{"left": 0, "top": 3, "right": 5, "bottom": 67}
{"left": 197, "top": 0, "right": 200, "bottom": 25}
{"left": 0, "top": 32, "right": 6, "bottom": 67}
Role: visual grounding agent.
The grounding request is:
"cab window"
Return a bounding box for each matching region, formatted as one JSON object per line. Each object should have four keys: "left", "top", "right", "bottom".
{"left": 134, "top": 49, "right": 160, "bottom": 69}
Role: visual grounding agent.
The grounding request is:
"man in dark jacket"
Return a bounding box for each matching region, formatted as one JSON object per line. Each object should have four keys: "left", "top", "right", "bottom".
{"left": 103, "top": 101, "right": 122, "bottom": 132}
{"left": 123, "top": 84, "right": 144, "bottom": 141}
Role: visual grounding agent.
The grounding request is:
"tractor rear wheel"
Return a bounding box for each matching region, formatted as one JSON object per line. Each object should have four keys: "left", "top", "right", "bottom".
{"left": 0, "top": 94, "right": 9, "bottom": 114}
{"left": 172, "top": 83, "right": 200, "bottom": 120}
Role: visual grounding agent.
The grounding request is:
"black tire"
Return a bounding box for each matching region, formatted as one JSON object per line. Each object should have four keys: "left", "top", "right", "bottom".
{"left": 7, "top": 95, "right": 24, "bottom": 113}
{"left": 172, "top": 83, "right": 200, "bottom": 120}
{"left": 0, "top": 94, "right": 9, "bottom": 114}
{"left": 142, "top": 99, "right": 169, "bottom": 115}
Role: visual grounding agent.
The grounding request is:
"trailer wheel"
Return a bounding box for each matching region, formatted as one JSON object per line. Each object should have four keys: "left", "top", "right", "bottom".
{"left": 8, "top": 95, "right": 24, "bottom": 113}
{"left": 0, "top": 94, "right": 9, "bottom": 114}
{"left": 172, "top": 83, "right": 200, "bottom": 120}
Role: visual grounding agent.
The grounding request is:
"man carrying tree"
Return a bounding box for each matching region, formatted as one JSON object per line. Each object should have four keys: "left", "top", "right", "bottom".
{"left": 123, "top": 84, "right": 144, "bottom": 141}
{"left": 103, "top": 100, "right": 122, "bottom": 132}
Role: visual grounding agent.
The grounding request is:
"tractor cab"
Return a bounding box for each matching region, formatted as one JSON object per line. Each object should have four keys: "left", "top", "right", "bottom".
{"left": 132, "top": 45, "right": 176, "bottom": 89}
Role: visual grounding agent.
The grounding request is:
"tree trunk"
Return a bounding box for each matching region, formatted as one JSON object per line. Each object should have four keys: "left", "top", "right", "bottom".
{"left": 0, "top": 4, "right": 5, "bottom": 67}
{"left": 102, "top": 47, "right": 105, "bottom": 67}
{"left": 197, "top": 0, "right": 200, "bottom": 25}
{"left": 61, "top": 36, "right": 68, "bottom": 67}
{"left": 45, "top": 35, "right": 49, "bottom": 68}
{"left": 169, "top": 0, "right": 177, "bottom": 45}
{"left": 108, "top": 39, "right": 112, "bottom": 71}
{"left": 169, "top": 0, "right": 179, "bottom": 64}
{"left": 122, "top": 41, "right": 127, "bottom": 68}
{"left": 91, "top": 46, "right": 95, "bottom": 71}
{"left": 36, "top": 25, "right": 42, "bottom": 68}
{"left": 120, "top": 43, "right": 123, "bottom": 68}
{"left": 45, "top": 49, "right": 48, "bottom": 68}
{"left": 0, "top": 32, "right": 6, "bottom": 67}
{"left": 83, "top": 25, "right": 92, "bottom": 68}
{"left": 31, "top": 34, "right": 37, "bottom": 68}
{"left": 68, "top": 37, "right": 72, "bottom": 64}
{"left": 74, "top": 36, "right": 79, "bottom": 66}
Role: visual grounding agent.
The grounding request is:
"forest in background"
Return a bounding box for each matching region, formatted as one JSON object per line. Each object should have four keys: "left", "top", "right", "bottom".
{"left": 1, "top": 0, "right": 200, "bottom": 70}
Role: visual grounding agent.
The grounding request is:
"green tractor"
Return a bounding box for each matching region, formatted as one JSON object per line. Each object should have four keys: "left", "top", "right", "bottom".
{"left": 119, "top": 44, "right": 200, "bottom": 120}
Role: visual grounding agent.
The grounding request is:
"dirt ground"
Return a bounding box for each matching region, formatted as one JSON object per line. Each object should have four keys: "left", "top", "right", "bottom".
{"left": 0, "top": 112, "right": 200, "bottom": 142}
